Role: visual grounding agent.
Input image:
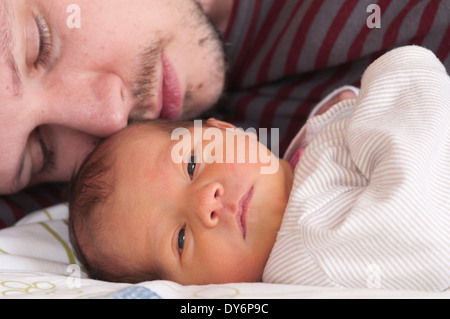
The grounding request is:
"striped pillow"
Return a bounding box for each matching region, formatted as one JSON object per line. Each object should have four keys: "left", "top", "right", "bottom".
{"left": 0, "top": 183, "right": 65, "bottom": 229}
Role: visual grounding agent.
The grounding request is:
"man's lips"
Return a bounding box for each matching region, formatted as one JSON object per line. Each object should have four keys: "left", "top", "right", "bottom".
{"left": 160, "top": 54, "right": 183, "bottom": 119}
{"left": 237, "top": 186, "right": 254, "bottom": 239}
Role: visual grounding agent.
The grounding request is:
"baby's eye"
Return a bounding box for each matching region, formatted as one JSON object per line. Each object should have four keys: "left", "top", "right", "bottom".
{"left": 178, "top": 227, "right": 186, "bottom": 254}
{"left": 187, "top": 155, "right": 196, "bottom": 179}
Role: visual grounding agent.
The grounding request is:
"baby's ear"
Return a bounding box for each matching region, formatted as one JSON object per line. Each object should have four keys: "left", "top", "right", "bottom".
{"left": 206, "top": 118, "right": 236, "bottom": 129}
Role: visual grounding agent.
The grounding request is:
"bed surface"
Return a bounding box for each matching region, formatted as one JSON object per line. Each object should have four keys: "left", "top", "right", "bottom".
{"left": 0, "top": 204, "right": 447, "bottom": 299}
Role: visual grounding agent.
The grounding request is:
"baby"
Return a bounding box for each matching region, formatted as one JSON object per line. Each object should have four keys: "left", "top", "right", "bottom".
{"left": 69, "top": 46, "right": 450, "bottom": 291}
{"left": 69, "top": 117, "right": 296, "bottom": 285}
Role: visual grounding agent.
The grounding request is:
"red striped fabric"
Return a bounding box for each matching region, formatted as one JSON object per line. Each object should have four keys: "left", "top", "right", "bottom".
{"left": 259, "top": 72, "right": 315, "bottom": 130}
{"left": 284, "top": 0, "right": 324, "bottom": 74}
{"left": 233, "top": 90, "right": 260, "bottom": 123}
{"left": 347, "top": 0, "right": 393, "bottom": 60}
{"left": 258, "top": 1, "right": 305, "bottom": 83}
{"left": 436, "top": 24, "right": 450, "bottom": 62}
{"left": 314, "top": 0, "right": 359, "bottom": 69}
{"left": 233, "top": 0, "right": 287, "bottom": 87}
{"left": 280, "top": 63, "right": 353, "bottom": 153}
{"left": 224, "top": 0, "right": 450, "bottom": 157}
{"left": 0, "top": 183, "right": 64, "bottom": 229}
{"left": 408, "top": 0, "right": 441, "bottom": 46}
{"left": 228, "top": 0, "right": 263, "bottom": 86}
{"left": 382, "top": 0, "right": 422, "bottom": 48}
{"left": 223, "top": 0, "right": 240, "bottom": 41}
{"left": 3, "top": 197, "right": 25, "bottom": 223}
{"left": 28, "top": 189, "right": 55, "bottom": 208}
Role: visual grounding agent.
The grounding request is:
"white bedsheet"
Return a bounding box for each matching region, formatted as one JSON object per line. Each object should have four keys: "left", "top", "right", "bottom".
{"left": 0, "top": 204, "right": 447, "bottom": 299}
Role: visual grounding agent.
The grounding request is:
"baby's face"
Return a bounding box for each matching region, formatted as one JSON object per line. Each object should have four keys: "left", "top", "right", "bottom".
{"left": 101, "top": 119, "right": 293, "bottom": 285}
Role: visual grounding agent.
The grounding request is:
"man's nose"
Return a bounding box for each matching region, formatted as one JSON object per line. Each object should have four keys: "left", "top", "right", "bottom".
{"left": 192, "top": 182, "right": 224, "bottom": 228}
{"left": 44, "top": 72, "right": 130, "bottom": 138}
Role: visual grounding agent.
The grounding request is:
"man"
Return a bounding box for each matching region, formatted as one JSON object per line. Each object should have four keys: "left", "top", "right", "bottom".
{"left": 0, "top": 0, "right": 230, "bottom": 194}
{"left": 0, "top": 0, "right": 449, "bottom": 224}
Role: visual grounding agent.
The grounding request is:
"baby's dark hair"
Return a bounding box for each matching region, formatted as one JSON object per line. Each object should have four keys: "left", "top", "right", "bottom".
{"left": 68, "top": 119, "right": 197, "bottom": 283}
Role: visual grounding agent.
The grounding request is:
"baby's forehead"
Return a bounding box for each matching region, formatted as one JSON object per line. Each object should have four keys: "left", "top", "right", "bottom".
{"left": 109, "top": 121, "right": 194, "bottom": 160}
{"left": 114, "top": 122, "right": 172, "bottom": 144}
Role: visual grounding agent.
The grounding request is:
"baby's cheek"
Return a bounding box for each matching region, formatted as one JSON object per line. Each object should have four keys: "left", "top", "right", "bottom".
{"left": 199, "top": 240, "right": 258, "bottom": 284}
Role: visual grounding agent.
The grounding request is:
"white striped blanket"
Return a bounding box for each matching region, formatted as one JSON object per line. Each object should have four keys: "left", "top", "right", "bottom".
{"left": 263, "top": 46, "right": 450, "bottom": 292}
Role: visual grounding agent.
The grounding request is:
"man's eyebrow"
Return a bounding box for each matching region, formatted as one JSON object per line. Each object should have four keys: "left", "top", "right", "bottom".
{"left": 0, "top": 0, "right": 23, "bottom": 96}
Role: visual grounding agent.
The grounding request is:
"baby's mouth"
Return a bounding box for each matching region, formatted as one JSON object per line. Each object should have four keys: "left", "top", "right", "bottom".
{"left": 237, "top": 186, "right": 254, "bottom": 239}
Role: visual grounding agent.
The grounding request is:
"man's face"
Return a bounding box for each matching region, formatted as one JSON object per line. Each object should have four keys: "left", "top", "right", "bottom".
{"left": 0, "top": 0, "right": 226, "bottom": 194}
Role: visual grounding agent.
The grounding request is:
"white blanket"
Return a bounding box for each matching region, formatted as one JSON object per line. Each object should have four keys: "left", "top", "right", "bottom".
{"left": 0, "top": 204, "right": 446, "bottom": 299}
{"left": 264, "top": 46, "right": 450, "bottom": 292}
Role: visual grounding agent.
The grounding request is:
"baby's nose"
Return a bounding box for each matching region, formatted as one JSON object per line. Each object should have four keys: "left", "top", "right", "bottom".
{"left": 194, "top": 182, "right": 224, "bottom": 228}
